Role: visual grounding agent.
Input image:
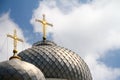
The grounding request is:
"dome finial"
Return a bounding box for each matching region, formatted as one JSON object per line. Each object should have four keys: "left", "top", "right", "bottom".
{"left": 35, "top": 14, "right": 53, "bottom": 41}
{"left": 7, "top": 29, "right": 23, "bottom": 60}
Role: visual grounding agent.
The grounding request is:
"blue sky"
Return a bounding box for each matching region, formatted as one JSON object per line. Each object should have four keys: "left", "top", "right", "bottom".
{"left": 0, "top": 0, "right": 120, "bottom": 80}
{"left": 99, "top": 49, "right": 120, "bottom": 68}
{"left": 0, "top": 0, "right": 41, "bottom": 43}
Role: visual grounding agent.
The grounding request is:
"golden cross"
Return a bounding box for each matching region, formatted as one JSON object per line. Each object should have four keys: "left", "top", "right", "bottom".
{"left": 35, "top": 14, "right": 53, "bottom": 40}
{"left": 7, "top": 29, "right": 23, "bottom": 56}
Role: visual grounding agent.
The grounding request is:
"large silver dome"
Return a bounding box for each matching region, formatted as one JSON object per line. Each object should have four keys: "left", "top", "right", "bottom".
{"left": 18, "top": 40, "right": 92, "bottom": 80}
{"left": 0, "top": 58, "right": 45, "bottom": 80}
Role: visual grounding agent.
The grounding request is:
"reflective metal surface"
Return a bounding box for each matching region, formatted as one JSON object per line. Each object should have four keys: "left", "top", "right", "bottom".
{"left": 0, "top": 58, "right": 45, "bottom": 80}
{"left": 46, "top": 78, "right": 67, "bottom": 80}
{"left": 35, "top": 14, "right": 53, "bottom": 40}
{"left": 18, "top": 40, "right": 92, "bottom": 80}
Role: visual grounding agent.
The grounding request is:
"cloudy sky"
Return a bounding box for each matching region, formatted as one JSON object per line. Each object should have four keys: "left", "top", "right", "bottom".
{"left": 0, "top": 0, "right": 120, "bottom": 80}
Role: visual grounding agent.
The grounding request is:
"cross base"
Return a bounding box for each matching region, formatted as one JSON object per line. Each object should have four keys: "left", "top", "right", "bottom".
{"left": 9, "top": 56, "right": 21, "bottom": 60}
{"left": 43, "top": 37, "right": 46, "bottom": 41}
{"left": 13, "top": 50, "right": 18, "bottom": 54}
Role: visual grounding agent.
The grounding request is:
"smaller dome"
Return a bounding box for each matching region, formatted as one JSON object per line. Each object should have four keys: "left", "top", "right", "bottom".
{"left": 0, "top": 58, "right": 45, "bottom": 80}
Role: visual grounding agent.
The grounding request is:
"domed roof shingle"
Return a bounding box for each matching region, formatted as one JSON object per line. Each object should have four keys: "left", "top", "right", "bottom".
{"left": 0, "top": 58, "right": 45, "bottom": 80}
{"left": 18, "top": 40, "right": 92, "bottom": 80}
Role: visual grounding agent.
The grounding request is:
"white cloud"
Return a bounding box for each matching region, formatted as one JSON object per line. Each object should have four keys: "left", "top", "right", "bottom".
{"left": 30, "top": 0, "right": 120, "bottom": 80}
{"left": 0, "top": 12, "right": 31, "bottom": 61}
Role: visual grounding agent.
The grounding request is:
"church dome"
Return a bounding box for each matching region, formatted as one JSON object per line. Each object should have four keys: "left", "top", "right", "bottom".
{"left": 18, "top": 40, "right": 92, "bottom": 80}
{"left": 0, "top": 58, "right": 45, "bottom": 80}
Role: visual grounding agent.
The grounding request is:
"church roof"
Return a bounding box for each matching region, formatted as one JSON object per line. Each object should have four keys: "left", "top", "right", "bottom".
{"left": 0, "top": 58, "right": 45, "bottom": 80}
{"left": 18, "top": 40, "right": 92, "bottom": 80}
{"left": 0, "top": 29, "right": 46, "bottom": 80}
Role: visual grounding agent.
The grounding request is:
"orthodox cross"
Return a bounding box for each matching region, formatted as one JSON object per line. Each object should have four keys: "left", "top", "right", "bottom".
{"left": 7, "top": 29, "right": 23, "bottom": 57}
{"left": 35, "top": 14, "right": 53, "bottom": 41}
